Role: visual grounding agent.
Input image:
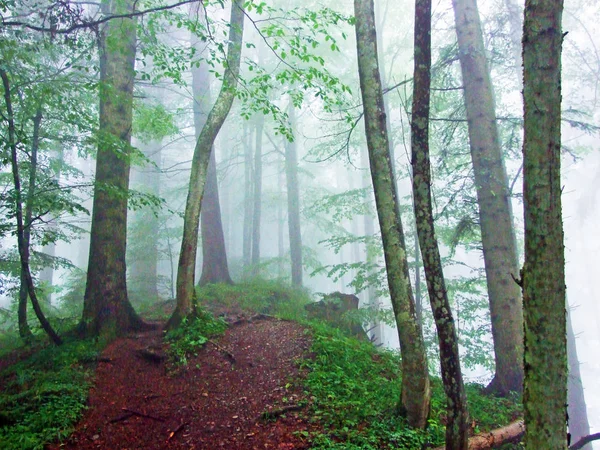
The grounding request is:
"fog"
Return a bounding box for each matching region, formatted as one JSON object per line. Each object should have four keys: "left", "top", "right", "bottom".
{"left": 1, "top": 0, "right": 598, "bottom": 446}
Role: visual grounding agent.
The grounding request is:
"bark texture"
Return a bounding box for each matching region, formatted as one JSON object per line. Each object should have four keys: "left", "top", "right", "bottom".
{"left": 169, "top": 0, "right": 244, "bottom": 329}
{"left": 80, "top": 0, "right": 145, "bottom": 338}
{"left": 411, "top": 0, "right": 468, "bottom": 446}
{"left": 452, "top": 0, "right": 524, "bottom": 395}
{"left": 285, "top": 102, "right": 303, "bottom": 286}
{"left": 522, "top": 0, "right": 566, "bottom": 447}
{"left": 354, "top": 0, "right": 430, "bottom": 428}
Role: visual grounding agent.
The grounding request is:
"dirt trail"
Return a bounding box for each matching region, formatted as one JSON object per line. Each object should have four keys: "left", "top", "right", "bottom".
{"left": 51, "top": 317, "right": 316, "bottom": 449}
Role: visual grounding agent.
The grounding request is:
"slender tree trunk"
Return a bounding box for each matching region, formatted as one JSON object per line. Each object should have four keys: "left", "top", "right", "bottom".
{"left": 1, "top": 71, "right": 62, "bottom": 345}
{"left": 190, "top": 7, "right": 233, "bottom": 287}
{"left": 567, "top": 305, "right": 591, "bottom": 449}
{"left": 414, "top": 227, "right": 423, "bottom": 327}
{"left": 522, "top": 0, "right": 566, "bottom": 446}
{"left": 286, "top": 102, "right": 303, "bottom": 286}
{"left": 411, "top": 0, "right": 468, "bottom": 446}
{"left": 18, "top": 109, "right": 42, "bottom": 341}
{"left": 354, "top": 0, "right": 430, "bottom": 428}
{"left": 452, "top": 0, "right": 524, "bottom": 395}
{"left": 243, "top": 121, "right": 253, "bottom": 271}
{"left": 168, "top": 0, "right": 244, "bottom": 329}
{"left": 251, "top": 114, "right": 264, "bottom": 276}
{"left": 79, "top": 0, "right": 146, "bottom": 338}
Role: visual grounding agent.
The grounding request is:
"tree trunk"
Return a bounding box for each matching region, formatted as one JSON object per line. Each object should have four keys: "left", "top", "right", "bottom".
{"left": 522, "top": 0, "right": 566, "bottom": 446}
{"left": 79, "top": 0, "right": 146, "bottom": 338}
{"left": 567, "top": 305, "right": 591, "bottom": 448}
{"left": 452, "top": 0, "right": 524, "bottom": 395}
{"left": 191, "top": 8, "right": 233, "bottom": 287}
{"left": 243, "top": 121, "right": 253, "bottom": 272}
{"left": 354, "top": 0, "right": 430, "bottom": 428}
{"left": 199, "top": 150, "right": 233, "bottom": 285}
{"left": 285, "top": 102, "right": 303, "bottom": 286}
{"left": 168, "top": 0, "right": 244, "bottom": 329}
{"left": 411, "top": 0, "right": 469, "bottom": 446}
{"left": 251, "top": 114, "right": 264, "bottom": 277}
{"left": 433, "top": 420, "right": 525, "bottom": 450}
{"left": 18, "top": 109, "right": 42, "bottom": 342}
{"left": 128, "top": 139, "right": 161, "bottom": 302}
{"left": 1, "top": 71, "right": 62, "bottom": 345}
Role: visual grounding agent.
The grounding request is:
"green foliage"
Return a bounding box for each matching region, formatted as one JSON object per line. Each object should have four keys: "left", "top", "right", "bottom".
{"left": 164, "top": 310, "right": 227, "bottom": 366}
{"left": 301, "top": 322, "right": 522, "bottom": 449}
{"left": 196, "top": 278, "right": 312, "bottom": 321}
{"left": 0, "top": 339, "right": 99, "bottom": 449}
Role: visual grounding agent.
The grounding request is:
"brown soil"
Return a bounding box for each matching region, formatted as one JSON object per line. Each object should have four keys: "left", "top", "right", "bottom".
{"left": 49, "top": 316, "right": 318, "bottom": 449}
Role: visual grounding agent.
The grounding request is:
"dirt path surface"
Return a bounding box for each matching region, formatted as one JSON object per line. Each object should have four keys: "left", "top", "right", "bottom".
{"left": 52, "top": 317, "right": 316, "bottom": 449}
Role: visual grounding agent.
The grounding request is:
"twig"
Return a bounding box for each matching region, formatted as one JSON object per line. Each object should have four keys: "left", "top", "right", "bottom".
{"left": 259, "top": 404, "right": 304, "bottom": 421}
{"left": 122, "top": 407, "right": 165, "bottom": 422}
{"left": 109, "top": 412, "right": 134, "bottom": 423}
{"left": 166, "top": 422, "right": 187, "bottom": 442}
{"left": 570, "top": 433, "right": 600, "bottom": 450}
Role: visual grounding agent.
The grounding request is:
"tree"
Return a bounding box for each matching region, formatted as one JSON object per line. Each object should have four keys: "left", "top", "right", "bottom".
{"left": 452, "top": 0, "right": 524, "bottom": 395}
{"left": 168, "top": 0, "right": 245, "bottom": 329}
{"left": 1, "top": 69, "right": 62, "bottom": 345}
{"left": 191, "top": 4, "right": 233, "bottom": 287}
{"left": 285, "top": 101, "right": 303, "bottom": 286}
{"left": 79, "top": 0, "right": 147, "bottom": 337}
{"left": 411, "top": 0, "right": 468, "bottom": 445}
{"left": 354, "top": 0, "right": 430, "bottom": 428}
{"left": 522, "top": 0, "right": 566, "bottom": 446}
{"left": 251, "top": 114, "right": 264, "bottom": 276}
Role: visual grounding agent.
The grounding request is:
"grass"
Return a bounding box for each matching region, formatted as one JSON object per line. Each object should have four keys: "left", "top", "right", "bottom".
{"left": 300, "top": 321, "right": 522, "bottom": 449}
{"left": 0, "top": 338, "right": 100, "bottom": 450}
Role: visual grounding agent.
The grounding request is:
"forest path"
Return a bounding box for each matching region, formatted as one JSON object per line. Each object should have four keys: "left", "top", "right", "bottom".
{"left": 51, "top": 316, "right": 316, "bottom": 449}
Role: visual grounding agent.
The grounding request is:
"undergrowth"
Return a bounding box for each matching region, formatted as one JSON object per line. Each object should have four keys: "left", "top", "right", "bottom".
{"left": 0, "top": 338, "right": 99, "bottom": 450}
{"left": 164, "top": 309, "right": 227, "bottom": 365}
{"left": 302, "top": 321, "right": 522, "bottom": 449}
{"left": 195, "top": 278, "right": 312, "bottom": 321}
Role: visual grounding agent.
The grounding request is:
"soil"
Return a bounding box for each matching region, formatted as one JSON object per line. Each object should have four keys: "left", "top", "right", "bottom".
{"left": 48, "top": 315, "right": 319, "bottom": 450}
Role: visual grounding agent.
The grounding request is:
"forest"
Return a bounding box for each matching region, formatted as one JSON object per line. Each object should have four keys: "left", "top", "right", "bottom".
{"left": 0, "top": 0, "right": 598, "bottom": 448}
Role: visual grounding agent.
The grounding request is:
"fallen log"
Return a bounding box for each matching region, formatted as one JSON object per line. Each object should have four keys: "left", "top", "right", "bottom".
{"left": 433, "top": 420, "right": 524, "bottom": 450}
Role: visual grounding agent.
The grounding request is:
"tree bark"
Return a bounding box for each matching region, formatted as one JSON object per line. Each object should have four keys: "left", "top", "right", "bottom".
{"left": 354, "top": 0, "right": 430, "bottom": 428}
{"left": 433, "top": 420, "right": 525, "bottom": 450}
{"left": 168, "top": 0, "right": 244, "bottom": 329}
{"left": 285, "top": 101, "right": 303, "bottom": 286}
{"left": 79, "top": 0, "right": 146, "bottom": 338}
{"left": 452, "top": 0, "right": 524, "bottom": 395}
{"left": 251, "top": 114, "right": 264, "bottom": 277}
{"left": 411, "top": 0, "right": 469, "bottom": 446}
{"left": 522, "top": 0, "right": 566, "bottom": 446}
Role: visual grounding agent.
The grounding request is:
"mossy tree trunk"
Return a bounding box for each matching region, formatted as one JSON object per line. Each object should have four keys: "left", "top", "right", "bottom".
{"left": 79, "top": 0, "right": 146, "bottom": 338}
{"left": 251, "top": 114, "right": 264, "bottom": 277}
{"left": 168, "top": 0, "right": 244, "bottom": 329}
{"left": 522, "top": 0, "right": 566, "bottom": 446}
{"left": 411, "top": 0, "right": 469, "bottom": 446}
{"left": 452, "top": 0, "right": 524, "bottom": 396}
{"left": 354, "top": 0, "right": 430, "bottom": 428}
